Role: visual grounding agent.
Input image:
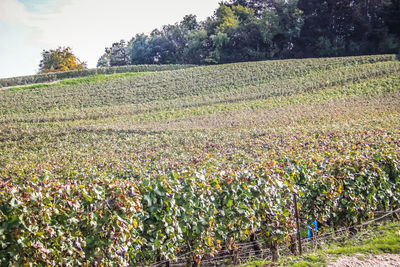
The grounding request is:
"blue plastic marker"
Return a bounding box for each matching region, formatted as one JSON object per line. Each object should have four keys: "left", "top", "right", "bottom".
{"left": 307, "top": 220, "right": 318, "bottom": 238}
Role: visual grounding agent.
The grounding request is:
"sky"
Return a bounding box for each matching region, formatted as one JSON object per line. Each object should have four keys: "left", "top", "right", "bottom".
{"left": 0, "top": 0, "right": 221, "bottom": 78}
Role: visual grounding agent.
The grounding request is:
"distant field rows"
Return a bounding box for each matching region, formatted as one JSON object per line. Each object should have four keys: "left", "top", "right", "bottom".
{"left": 1, "top": 56, "right": 398, "bottom": 121}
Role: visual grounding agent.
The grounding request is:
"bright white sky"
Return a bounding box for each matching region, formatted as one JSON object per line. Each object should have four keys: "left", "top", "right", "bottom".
{"left": 0, "top": 0, "right": 221, "bottom": 78}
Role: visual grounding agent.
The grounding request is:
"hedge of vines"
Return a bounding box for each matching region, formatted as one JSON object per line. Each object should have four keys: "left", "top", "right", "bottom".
{"left": 0, "top": 54, "right": 396, "bottom": 89}
{"left": 1, "top": 132, "right": 399, "bottom": 265}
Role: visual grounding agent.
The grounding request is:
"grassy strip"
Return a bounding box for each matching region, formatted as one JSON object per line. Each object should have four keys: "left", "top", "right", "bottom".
{"left": 9, "top": 72, "right": 147, "bottom": 91}
{"left": 244, "top": 221, "right": 400, "bottom": 267}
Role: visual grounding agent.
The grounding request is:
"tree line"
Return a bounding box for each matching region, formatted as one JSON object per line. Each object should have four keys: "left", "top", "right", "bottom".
{"left": 97, "top": 0, "right": 400, "bottom": 67}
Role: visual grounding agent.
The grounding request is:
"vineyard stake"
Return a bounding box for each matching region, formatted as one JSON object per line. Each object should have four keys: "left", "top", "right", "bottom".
{"left": 293, "top": 193, "right": 302, "bottom": 255}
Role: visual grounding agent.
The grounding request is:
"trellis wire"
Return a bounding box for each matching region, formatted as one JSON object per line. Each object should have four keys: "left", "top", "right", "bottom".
{"left": 148, "top": 208, "right": 400, "bottom": 266}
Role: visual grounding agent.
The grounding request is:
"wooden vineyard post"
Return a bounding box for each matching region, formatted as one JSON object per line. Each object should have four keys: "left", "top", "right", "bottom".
{"left": 293, "top": 193, "right": 302, "bottom": 255}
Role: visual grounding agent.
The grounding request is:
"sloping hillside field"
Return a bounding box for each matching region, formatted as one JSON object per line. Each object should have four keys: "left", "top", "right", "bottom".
{"left": 1, "top": 55, "right": 400, "bottom": 265}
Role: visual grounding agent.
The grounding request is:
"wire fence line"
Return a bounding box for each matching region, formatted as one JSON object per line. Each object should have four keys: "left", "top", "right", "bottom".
{"left": 146, "top": 208, "right": 400, "bottom": 267}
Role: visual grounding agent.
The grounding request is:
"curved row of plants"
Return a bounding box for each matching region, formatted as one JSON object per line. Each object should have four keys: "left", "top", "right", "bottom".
{"left": 0, "top": 64, "right": 195, "bottom": 89}
{"left": 1, "top": 57, "right": 399, "bottom": 120}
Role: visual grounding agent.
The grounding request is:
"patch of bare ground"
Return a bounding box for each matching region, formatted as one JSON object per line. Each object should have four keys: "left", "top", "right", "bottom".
{"left": 328, "top": 254, "right": 400, "bottom": 267}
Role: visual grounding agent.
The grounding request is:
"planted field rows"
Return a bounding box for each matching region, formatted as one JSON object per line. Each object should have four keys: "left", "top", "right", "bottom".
{"left": 0, "top": 55, "right": 399, "bottom": 265}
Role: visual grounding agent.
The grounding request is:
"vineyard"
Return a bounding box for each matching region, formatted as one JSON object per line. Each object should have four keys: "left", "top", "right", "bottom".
{"left": 0, "top": 64, "right": 194, "bottom": 89}
{"left": 0, "top": 54, "right": 399, "bottom": 266}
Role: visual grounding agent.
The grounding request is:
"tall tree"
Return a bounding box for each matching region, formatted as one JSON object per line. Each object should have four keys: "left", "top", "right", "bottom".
{"left": 295, "top": 0, "right": 399, "bottom": 57}
{"left": 225, "top": 0, "right": 270, "bottom": 16}
{"left": 96, "top": 54, "right": 110, "bottom": 68}
{"left": 106, "top": 40, "right": 130, "bottom": 67}
{"left": 260, "top": 0, "right": 304, "bottom": 58}
{"left": 180, "top": 14, "right": 200, "bottom": 31}
{"left": 130, "top": 34, "right": 155, "bottom": 64}
{"left": 207, "top": 2, "right": 303, "bottom": 63}
{"left": 39, "top": 47, "right": 86, "bottom": 73}
{"left": 130, "top": 15, "right": 202, "bottom": 65}
{"left": 384, "top": 0, "right": 400, "bottom": 36}
{"left": 204, "top": 4, "right": 239, "bottom": 63}
{"left": 380, "top": 0, "right": 400, "bottom": 53}
{"left": 182, "top": 29, "right": 210, "bottom": 64}
{"left": 100, "top": 0, "right": 400, "bottom": 67}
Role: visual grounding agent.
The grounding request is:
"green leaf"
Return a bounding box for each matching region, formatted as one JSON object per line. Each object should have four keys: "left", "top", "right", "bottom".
{"left": 143, "top": 195, "right": 152, "bottom": 206}
{"left": 83, "top": 193, "right": 93, "bottom": 202}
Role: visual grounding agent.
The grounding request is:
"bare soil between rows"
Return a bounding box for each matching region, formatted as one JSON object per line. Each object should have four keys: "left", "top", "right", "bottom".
{"left": 328, "top": 254, "right": 400, "bottom": 267}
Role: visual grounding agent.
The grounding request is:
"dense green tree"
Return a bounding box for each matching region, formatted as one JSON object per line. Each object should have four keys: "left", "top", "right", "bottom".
{"left": 147, "top": 26, "right": 181, "bottom": 64}
{"left": 180, "top": 14, "right": 200, "bottom": 31}
{"left": 106, "top": 40, "right": 130, "bottom": 66}
{"left": 182, "top": 29, "right": 210, "bottom": 64}
{"left": 201, "top": 2, "right": 303, "bottom": 63}
{"left": 130, "top": 34, "right": 156, "bottom": 64}
{"left": 204, "top": 4, "right": 239, "bottom": 63}
{"left": 226, "top": 5, "right": 267, "bottom": 61}
{"left": 100, "top": 0, "right": 400, "bottom": 67}
{"left": 295, "top": 0, "right": 399, "bottom": 57}
{"left": 261, "top": 0, "right": 304, "bottom": 58}
{"left": 380, "top": 0, "right": 400, "bottom": 53}
{"left": 384, "top": 0, "right": 400, "bottom": 36}
{"left": 96, "top": 54, "right": 110, "bottom": 68}
{"left": 129, "top": 15, "right": 202, "bottom": 65}
{"left": 225, "top": 0, "right": 270, "bottom": 16}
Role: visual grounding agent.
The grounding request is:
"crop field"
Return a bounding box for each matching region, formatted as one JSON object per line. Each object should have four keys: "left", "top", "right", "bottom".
{"left": 0, "top": 64, "right": 194, "bottom": 89}
{"left": 1, "top": 55, "right": 400, "bottom": 265}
